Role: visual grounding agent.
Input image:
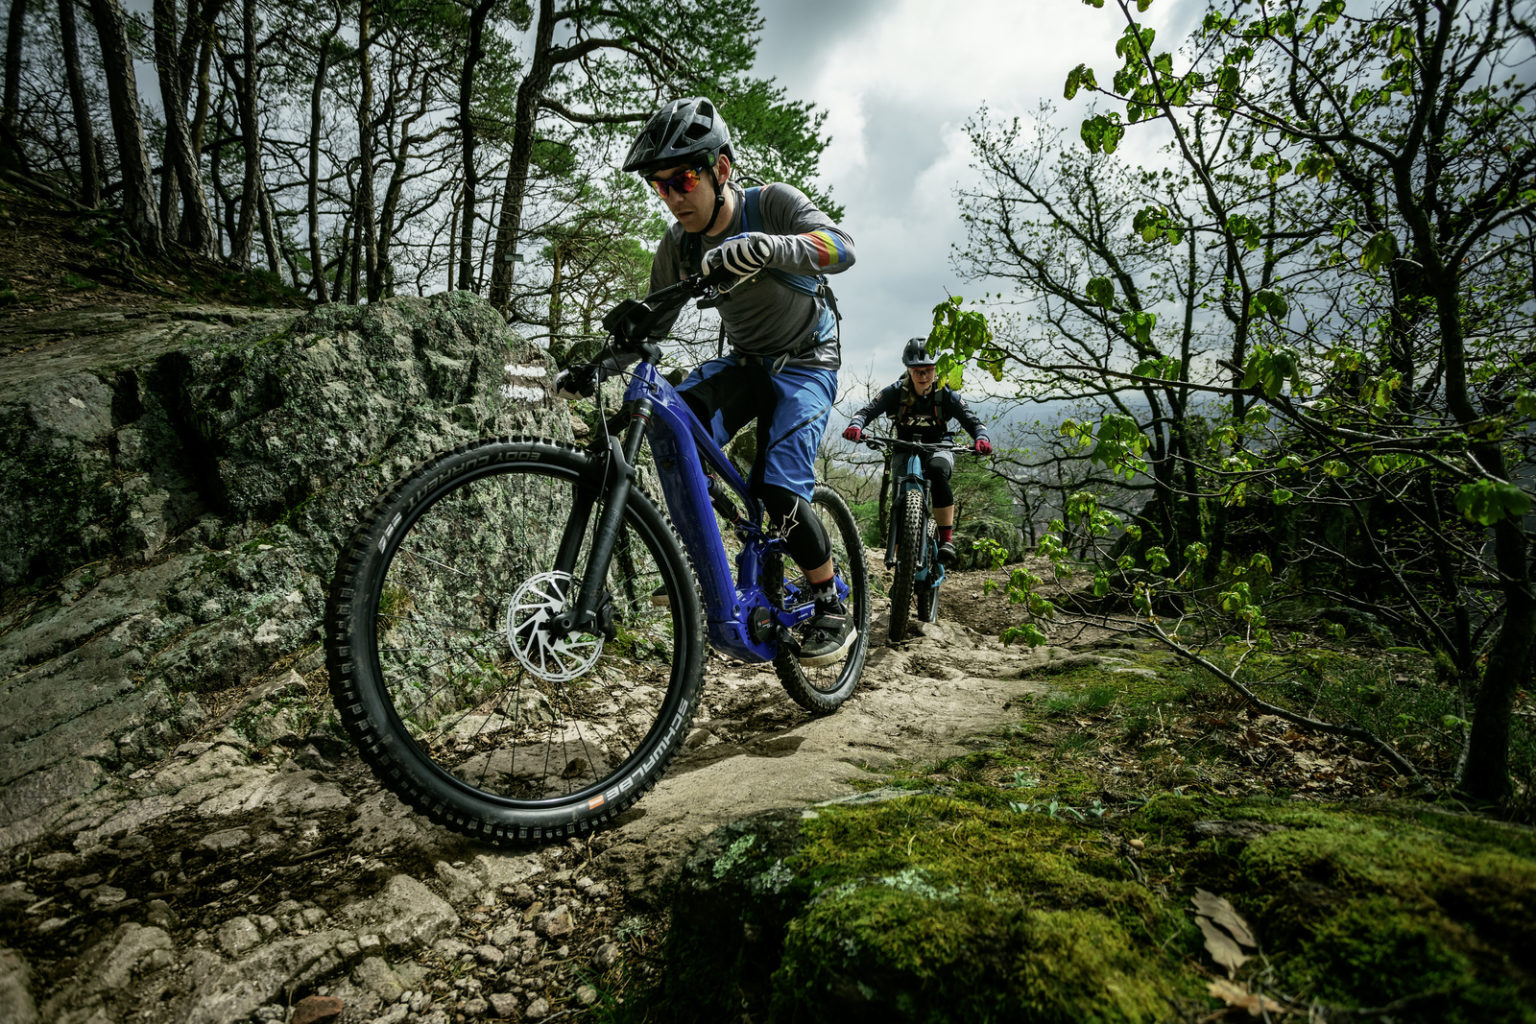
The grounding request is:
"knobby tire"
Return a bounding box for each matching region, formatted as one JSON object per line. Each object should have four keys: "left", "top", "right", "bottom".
{"left": 325, "top": 436, "right": 704, "bottom": 844}
{"left": 887, "top": 492, "right": 923, "bottom": 643}
{"left": 773, "top": 485, "right": 870, "bottom": 713}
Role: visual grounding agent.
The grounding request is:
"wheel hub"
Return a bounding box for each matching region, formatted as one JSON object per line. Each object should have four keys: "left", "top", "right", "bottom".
{"left": 506, "top": 571, "right": 604, "bottom": 682}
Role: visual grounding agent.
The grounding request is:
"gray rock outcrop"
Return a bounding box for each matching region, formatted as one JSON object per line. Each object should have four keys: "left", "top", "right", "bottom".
{"left": 1, "top": 293, "right": 569, "bottom": 850}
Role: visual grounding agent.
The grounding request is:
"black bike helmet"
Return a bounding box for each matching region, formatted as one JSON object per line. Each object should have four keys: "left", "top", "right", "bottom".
{"left": 902, "top": 336, "right": 938, "bottom": 367}
{"left": 622, "top": 97, "right": 733, "bottom": 174}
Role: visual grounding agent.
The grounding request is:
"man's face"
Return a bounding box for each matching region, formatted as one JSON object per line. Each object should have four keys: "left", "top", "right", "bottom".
{"left": 908, "top": 365, "right": 937, "bottom": 395}
{"left": 644, "top": 159, "right": 722, "bottom": 232}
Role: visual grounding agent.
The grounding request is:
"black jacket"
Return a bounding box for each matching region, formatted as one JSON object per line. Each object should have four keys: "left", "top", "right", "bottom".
{"left": 849, "top": 378, "right": 988, "bottom": 445}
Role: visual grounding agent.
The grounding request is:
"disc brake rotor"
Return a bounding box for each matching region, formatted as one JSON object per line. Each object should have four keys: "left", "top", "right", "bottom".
{"left": 506, "top": 571, "right": 604, "bottom": 683}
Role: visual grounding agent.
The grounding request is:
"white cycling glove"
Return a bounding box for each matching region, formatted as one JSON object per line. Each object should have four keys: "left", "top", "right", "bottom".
{"left": 705, "top": 232, "right": 773, "bottom": 280}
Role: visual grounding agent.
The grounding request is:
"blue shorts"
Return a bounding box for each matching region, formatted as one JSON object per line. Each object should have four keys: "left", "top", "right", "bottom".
{"left": 677, "top": 355, "right": 837, "bottom": 501}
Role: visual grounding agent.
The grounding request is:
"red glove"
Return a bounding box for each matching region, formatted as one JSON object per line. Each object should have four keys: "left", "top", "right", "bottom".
{"left": 843, "top": 424, "right": 864, "bottom": 442}
{"left": 974, "top": 438, "right": 992, "bottom": 455}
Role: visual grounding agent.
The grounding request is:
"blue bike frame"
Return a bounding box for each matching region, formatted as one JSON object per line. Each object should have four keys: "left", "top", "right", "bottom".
{"left": 554, "top": 279, "right": 848, "bottom": 665}
{"left": 633, "top": 363, "right": 841, "bottom": 662}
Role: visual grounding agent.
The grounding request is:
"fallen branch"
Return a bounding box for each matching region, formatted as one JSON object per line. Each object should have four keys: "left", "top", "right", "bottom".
{"left": 1136, "top": 618, "right": 1434, "bottom": 793}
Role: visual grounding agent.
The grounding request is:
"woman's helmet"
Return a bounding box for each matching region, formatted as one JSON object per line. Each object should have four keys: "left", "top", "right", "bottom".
{"left": 622, "top": 97, "right": 733, "bottom": 174}
{"left": 902, "top": 336, "right": 938, "bottom": 367}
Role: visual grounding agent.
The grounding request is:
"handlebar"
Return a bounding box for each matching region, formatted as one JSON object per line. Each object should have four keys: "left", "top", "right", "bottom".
{"left": 555, "top": 265, "right": 742, "bottom": 398}
{"left": 860, "top": 435, "right": 982, "bottom": 455}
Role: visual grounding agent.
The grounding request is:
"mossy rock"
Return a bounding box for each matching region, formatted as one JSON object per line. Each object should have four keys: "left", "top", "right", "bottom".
{"left": 649, "top": 793, "right": 1536, "bottom": 1023}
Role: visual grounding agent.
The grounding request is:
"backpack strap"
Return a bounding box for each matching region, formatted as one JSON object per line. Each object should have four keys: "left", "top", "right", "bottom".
{"left": 688, "top": 184, "right": 845, "bottom": 358}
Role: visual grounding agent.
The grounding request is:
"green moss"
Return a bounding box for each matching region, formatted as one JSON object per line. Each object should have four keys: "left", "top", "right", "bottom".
{"left": 757, "top": 797, "right": 1191, "bottom": 1023}
{"left": 1130, "top": 795, "right": 1536, "bottom": 1022}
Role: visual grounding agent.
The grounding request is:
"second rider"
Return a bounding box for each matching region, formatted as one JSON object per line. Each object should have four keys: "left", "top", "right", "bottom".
{"left": 843, "top": 338, "right": 992, "bottom": 566}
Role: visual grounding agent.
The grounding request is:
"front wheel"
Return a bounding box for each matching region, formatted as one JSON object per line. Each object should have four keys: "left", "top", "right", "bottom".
{"left": 886, "top": 491, "right": 923, "bottom": 643}
{"left": 325, "top": 436, "right": 704, "bottom": 844}
{"left": 773, "top": 485, "right": 870, "bottom": 713}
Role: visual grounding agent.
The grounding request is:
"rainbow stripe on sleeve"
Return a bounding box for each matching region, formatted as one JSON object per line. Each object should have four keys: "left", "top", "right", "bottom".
{"left": 802, "top": 230, "right": 850, "bottom": 268}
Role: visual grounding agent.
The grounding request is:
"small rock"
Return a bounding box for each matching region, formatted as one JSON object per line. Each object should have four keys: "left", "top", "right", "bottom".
{"left": 198, "top": 828, "right": 250, "bottom": 852}
{"left": 533, "top": 905, "right": 572, "bottom": 940}
{"left": 575, "top": 984, "right": 598, "bottom": 1006}
{"left": 489, "top": 992, "right": 519, "bottom": 1018}
{"left": 474, "top": 945, "right": 504, "bottom": 966}
{"left": 216, "top": 916, "right": 262, "bottom": 956}
{"left": 594, "top": 941, "right": 620, "bottom": 970}
{"left": 525, "top": 997, "right": 551, "bottom": 1020}
{"left": 291, "top": 994, "right": 345, "bottom": 1024}
{"left": 90, "top": 885, "right": 128, "bottom": 906}
{"left": 462, "top": 996, "right": 489, "bottom": 1017}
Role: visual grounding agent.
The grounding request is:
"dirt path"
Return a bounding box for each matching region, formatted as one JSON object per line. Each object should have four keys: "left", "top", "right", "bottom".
{"left": 2, "top": 571, "right": 1065, "bottom": 1024}
{"left": 597, "top": 573, "right": 1059, "bottom": 886}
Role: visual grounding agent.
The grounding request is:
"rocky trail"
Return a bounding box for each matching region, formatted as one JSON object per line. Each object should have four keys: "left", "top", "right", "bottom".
{"left": 1, "top": 566, "right": 1075, "bottom": 1024}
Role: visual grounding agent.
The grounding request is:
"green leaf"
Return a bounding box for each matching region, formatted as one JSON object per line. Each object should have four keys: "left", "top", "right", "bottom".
{"left": 1247, "top": 289, "right": 1289, "bottom": 320}
{"left": 1080, "top": 113, "right": 1125, "bottom": 154}
{"left": 1064, "top": 63, "right": 1096, "bottom": 99}
{"left": 1087, "top": 276, "right": 1116, "bottom": 308}
{"left": 1361, "top": 230, "right": 1397, "bottom": 272}
{"left": 1120, "top": 310, "right": 1157, "bottom": 347}
{"left": 1003, "top": 623, "right": 1050, "bottom": 648}
{"left": 1241, "top": 345, "right": 1303, "bottom": 399}
{"left": 1455, "top": 480, "right": 1532, "bottom": 526}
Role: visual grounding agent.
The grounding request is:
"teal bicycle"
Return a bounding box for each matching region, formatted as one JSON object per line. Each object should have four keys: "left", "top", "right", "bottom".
{"left": 862, "top": 435, "right": 975, "bottom": 643}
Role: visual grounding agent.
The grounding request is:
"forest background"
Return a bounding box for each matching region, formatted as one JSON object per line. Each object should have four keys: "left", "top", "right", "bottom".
{"left": 1, "top": 0, "right": 1533, "bottom": 814}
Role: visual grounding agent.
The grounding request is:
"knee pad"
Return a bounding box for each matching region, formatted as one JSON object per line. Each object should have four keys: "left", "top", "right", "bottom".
{"left": 926, "top": 454, "right": 955, "bottom": 508}
{"left": 761, "top": 486, "right": 831, "bottom": 568}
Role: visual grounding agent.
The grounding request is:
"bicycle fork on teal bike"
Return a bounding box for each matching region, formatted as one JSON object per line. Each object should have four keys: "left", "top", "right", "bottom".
{"left": 887, "top": 452, "right": 945, "bottom": 595}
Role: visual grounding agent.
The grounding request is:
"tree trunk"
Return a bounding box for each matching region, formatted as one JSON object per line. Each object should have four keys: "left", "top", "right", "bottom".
{"left": 332, "top": 209, "right": 352, "bottom": 303}
{"left": 58, "top": 0, "right": 100, "bottom": 205}
{"left": 1, "top": 0, "right": 26, "bottom": 169}
{"left": 446, "top": 196, "right": 458, "bottom": 292}
{"left": 184, "top": 0, "right": 220, "bottom": 159}
{"left": 307, "top": 7, "right": 340, "bottom": 302}
{"left": 548, "top": 245, "right": 563, "bottom": 358}
{"left": 357, "top": 0, "right": 379, "bottom": 301}
{"left": 257, "top": 182, "right": 278, "bottom": 274}
{"left": 152, "top": 0, "right": 214, "bottom": 254}
{"left": 227, "top": 0, "right": 260, "bottom": 264}
{"left": 457, "top": 0, "right": 494, "bottom": 293}
{"left": 488, "top": 0, "right": 556, "bottom": 313}
{"left": 376, "top": 78, "right": 425, "bottom": 303}
{"left": 86, "top": 0, "right": 164, "bottom": 256}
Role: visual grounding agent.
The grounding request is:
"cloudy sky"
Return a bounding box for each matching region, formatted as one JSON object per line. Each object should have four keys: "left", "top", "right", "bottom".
{"left": 745, "top": 0, "right": 1202, "bottom": 396}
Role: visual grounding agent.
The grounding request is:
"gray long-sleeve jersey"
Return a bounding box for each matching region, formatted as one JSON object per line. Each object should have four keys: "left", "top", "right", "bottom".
{"left": 647, "top": 181, "right": 855, "bottom": 369}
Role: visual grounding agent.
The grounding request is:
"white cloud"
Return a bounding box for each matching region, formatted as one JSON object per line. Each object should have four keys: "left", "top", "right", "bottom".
{"left": 752, "top": 0, "right": 1196, "bottom": 394}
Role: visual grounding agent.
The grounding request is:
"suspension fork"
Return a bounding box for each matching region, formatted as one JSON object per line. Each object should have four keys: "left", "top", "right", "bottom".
{"left": 552, "top": 397, "right": 653, "bottom": 635}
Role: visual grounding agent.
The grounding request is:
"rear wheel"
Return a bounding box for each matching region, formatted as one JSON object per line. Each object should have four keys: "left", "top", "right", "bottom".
{"left": 887, "top": 491, "right": 923, "bottom": 643}
{"left": 326, "top": 437, "right": 704, "bottom": 844}
{"left": 773, "top": 485, "right": 870, "bottom": 713}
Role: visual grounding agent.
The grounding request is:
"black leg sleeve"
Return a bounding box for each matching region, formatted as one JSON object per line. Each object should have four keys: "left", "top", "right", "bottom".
{"left": 761, "top": 485, "right": 831, "bottom": 570}
{"left": 926, "top": 454, "right": 955, "bottom": 507}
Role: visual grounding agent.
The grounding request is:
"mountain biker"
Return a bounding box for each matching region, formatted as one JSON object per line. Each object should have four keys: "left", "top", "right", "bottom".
{"left": 842, "top": 337, "right": 993, "bottom": 566}
{"left": 622, "top": 96, "right": 858, "bottom": 667}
